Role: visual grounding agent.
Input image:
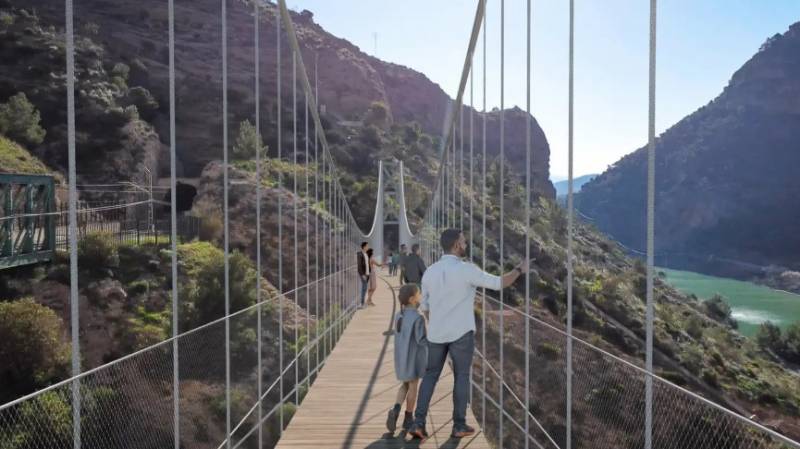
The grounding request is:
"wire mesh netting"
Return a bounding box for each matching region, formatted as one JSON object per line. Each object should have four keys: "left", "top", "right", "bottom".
{"left": 468, "top": 291, "right": 800, "bottom": 449}
{"left": 0, "top": 342, "right": 175, "bottom": 449}
{"left": 0, "top": 268, "right": 358, "bottom": 449}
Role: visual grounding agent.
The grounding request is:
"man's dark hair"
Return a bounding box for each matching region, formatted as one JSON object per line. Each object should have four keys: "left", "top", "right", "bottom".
{"left": 361, "top": 241, "right": 368, "bottom": 249}
{"left": 398, "top": 283, "right": 420, "bottom": 306}
{"left": 440, "top": 228, "right": 461, "bottom": 252}
{"left": 411, "top": 243, "right": 420, "bottom": 253}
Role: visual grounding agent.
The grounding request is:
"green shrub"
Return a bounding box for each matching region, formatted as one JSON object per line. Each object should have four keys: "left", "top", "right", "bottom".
{"left": 209, "top": 387, "right": 251, "bottom": 421}
{"left": 111, "top": 62, "right": 130, "bottom": 80}
{"left": 5, "top": 391, "right": 72, "bottom": 448}
{"left": 81, "top": 21, "right": 99, "bottom": 35}
{"left": 755, "top": 321, "right": 784, "bottom": 355}
{"left": 0, "top": 92, "right": 46, "bottom": 146}
{"left": 233, "top": 119, "right": 266, "bottom": 160}
{"left": 111, "top": 76, "right": 127, "bottom": 90}
{"left": 363, "top": 101, "right": 389, "bottom": 128}
{"left": 125, "top": 86, "right": 159, "bottom": 120}
{"left": 0, "top": 135, "right": 50, "bottom": 174}
{"left": 686, "top": 315, "right": 704, "bottom": 339}
{"left": 193, "top": 199, "right": 223, "bottom": 243}
{"left": 0, "top": 299, "right": 70, "bottom": 403}
{"left": 537, "top": 342, "right": 561, "bottom": 361}
{"left": 78, "top": 231, "right": 119, "bottom": 268}
{"left": 701, "top": 368, "right": 719, "bottom": 387}
{"left": 178, "top": 242, "right": 258, "bottom": 328}
{"left": 0, "top": 11, "right": 14, "bottom": 27}
{"left": 785, "top": 322, "right": 800, "bottom": 363}
{"left": 123, "top": 305, "right": 169, "bottom": 351}
{"left": 703, "top": 294, "right": 736, "bottom": 328}
{"left": 358, "top": 125, "right": 381, "bottom": 148}
{"left": 680, "top": 344, "right": 704, "bottom": 375}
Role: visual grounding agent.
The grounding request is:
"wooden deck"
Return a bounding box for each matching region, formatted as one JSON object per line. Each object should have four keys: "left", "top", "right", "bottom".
{"left": 275, "top": 270, "right": 492, "bottom": 449}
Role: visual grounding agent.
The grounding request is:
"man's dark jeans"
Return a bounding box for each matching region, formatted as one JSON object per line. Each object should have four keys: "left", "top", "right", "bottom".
{"left": 359, "top": 276, "right": 369, "bottom": 306}
{"left": 413, "top": 331, "right": 474, "bottom": 428}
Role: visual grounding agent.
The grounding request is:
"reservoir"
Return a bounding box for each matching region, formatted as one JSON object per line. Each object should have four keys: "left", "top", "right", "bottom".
{"left": 660, "top": 268, "right": 800, "bottom": 337}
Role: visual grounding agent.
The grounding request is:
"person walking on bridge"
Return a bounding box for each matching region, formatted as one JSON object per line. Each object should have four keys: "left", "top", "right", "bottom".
{"left": 408, "top": 228, "right": 531, "bottom": 441}
{"left": 401, "top": 243, "right": 426, "bottom": 286}
{"left": 365, "top": 248, "right": 382, "bottom": 306}
{"left": 397, "top": 244, "right": 409, "bottom": 283}
{"left": 356, "top": 242, "right": 370, "bottom": 309}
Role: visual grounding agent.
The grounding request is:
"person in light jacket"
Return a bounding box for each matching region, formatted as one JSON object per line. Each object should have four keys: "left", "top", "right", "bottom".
{"left": 386, "top": 284, "right": 427, "bottom": 433}
{"left": 408, "top": 228, "right": 532, "bottom": 441}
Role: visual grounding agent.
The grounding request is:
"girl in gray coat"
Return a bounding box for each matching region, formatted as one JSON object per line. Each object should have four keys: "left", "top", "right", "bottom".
{"left": 386, "top": 284, "right": 428, "bottom": 433}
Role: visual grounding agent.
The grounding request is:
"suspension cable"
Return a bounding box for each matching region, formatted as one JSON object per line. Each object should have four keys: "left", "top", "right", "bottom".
{"left": 499, "top": 0, "right": 506, "bottom": 443}
{"left": 481, "top": 3, "right": 488, "bottom": 431}
{"left": 254, "top": 4, "right": 263, "bottom": 447}
{"left": 168, "top": 0, "right": 179, "bottom": 446}
{"left": 276, "top": 3, "right": 285, "bottom": 431}
{"left": 292, "top": 50, "right": 300, "bottom": 404}
{"left": 221, "top": 0, "right": 231, "bottom": 444}
{"left": 566, "top": 1, "right": 575, "bottom": 447}
{"left": 525, "top": 1, "right": 532, "bottom": 447}
{"left": 645, "top": 1, "right": 658, "bottom": 447}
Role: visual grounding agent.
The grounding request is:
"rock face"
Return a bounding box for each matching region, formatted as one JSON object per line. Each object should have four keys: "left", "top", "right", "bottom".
{"left": 0, "top": 6, "right": 163, "bottom": 184}
{"left": 22, "top": 0, "right": 554, "bottom": 197}
{"left": 576, "top": 22, "right": 800, "bottom": 276}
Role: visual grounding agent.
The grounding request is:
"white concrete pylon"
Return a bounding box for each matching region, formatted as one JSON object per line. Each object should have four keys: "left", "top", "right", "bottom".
{"left": 362, "top": 160, "right": 416, "bottom": 261}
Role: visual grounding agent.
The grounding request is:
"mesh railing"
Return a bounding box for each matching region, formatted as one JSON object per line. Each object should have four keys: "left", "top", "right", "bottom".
{"left": 0, "top": 267, "right": 358, "bottom": 449}
{"left": 468, "top": 291, "right": 800, "bottom": 449}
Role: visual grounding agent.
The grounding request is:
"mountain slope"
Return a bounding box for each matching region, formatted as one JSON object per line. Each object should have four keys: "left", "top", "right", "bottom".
{"left": 19, "top": 0, "right": 553, "bottom": 198}
{"left": 576, "top": 22, "right": 800, "bottom": 277}
{"left": 554, "top": 173, "right": 597, "bottom": 197}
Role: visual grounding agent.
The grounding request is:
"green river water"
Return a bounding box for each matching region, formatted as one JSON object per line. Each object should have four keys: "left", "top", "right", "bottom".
{"left": 659, "top": 268, "right": 800, "bottom": 337}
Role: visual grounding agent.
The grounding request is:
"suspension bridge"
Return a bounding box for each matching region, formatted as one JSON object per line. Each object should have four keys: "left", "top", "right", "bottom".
{"left": 1, "top": 0, "right": 799, "bottom": 449}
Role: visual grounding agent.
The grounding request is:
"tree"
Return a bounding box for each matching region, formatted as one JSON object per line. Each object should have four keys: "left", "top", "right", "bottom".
{"left": 0, "top": 92, "right": 46, "bottom": 146}
{"left": 756, "top": 321, "right": 785, "bottom": 355}
{"left": 402, "top": 122, "right": 421, "bottom": 144}
{"left": 0, "top": 298, "right": 70, "bottom": 403}
{"left": 363, "top": 101, "right": 389, "bottom": 128}
{"left": 358, "top": 125, "right": 382, "bottom": 148}
{"left": 233, "top": 119, "right": 266, "bottom": 160}
{"left": 703, "top": 294, "right": 736, "bottom": 328}
{"left": 784, "top": 321, "right": 800, "bottom": 363}
{"left": 125, "top": 86, "right": 159, "bottom": 121}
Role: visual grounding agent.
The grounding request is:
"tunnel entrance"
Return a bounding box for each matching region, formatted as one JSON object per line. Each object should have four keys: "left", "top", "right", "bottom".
{"left": 160, "top": 182, "right": 198, "bottom": 214}
{"left": 383, "top": 223, "right": 399, "bottom": 261}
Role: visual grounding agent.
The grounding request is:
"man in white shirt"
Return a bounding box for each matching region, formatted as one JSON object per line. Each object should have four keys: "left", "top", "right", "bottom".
{"left": 409, "top": 228, "right": 531, "bottom": 441}
{"left": 356, "top": 241, "right": 370, "bottom": 308}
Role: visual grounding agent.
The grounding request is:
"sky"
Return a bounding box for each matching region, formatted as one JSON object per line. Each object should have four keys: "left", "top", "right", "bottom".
{"left": 290, "top": 1, "right": 800, "bottom": 179}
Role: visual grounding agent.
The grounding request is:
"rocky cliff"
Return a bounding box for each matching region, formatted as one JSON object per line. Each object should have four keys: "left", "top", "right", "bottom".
{"left": 21, "top": 0, "right": 554, "bottom": 198}
{"left": 576, "top": 22, "right": 800, "bottom": 277}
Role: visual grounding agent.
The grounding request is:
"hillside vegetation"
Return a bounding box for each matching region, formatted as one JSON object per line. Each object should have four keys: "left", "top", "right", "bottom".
{"left": 0, "top": 135, "right": 50, "bottom": 174}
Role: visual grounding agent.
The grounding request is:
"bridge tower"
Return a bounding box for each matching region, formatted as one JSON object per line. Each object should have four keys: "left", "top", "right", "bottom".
{"left": 363, "top": 160, "right": 415, "bottom": 261}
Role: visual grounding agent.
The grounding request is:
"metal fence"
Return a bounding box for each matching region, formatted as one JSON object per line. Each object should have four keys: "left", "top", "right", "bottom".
{"left": 52, "top": 202, "right": 202, "bottom": 250}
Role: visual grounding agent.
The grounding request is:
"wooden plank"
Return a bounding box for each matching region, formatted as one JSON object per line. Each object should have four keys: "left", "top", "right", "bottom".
{"left": 275, "top": 270, "right": 493, "bottom": 449}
